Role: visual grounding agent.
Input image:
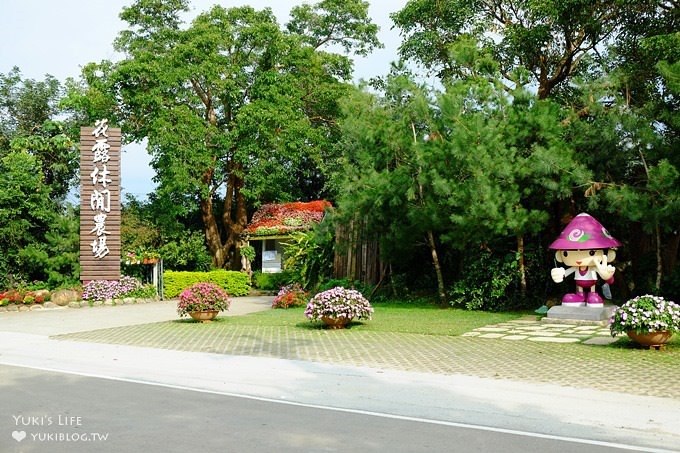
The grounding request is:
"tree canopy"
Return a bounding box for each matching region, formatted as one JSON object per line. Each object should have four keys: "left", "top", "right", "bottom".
{"left": 65, "top": 0, "right": 381, "bottom": 269}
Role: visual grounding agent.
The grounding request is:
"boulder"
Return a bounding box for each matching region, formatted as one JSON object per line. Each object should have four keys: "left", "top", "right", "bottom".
{"left": 51, "top": 289, "right": 81, "bottom": 306}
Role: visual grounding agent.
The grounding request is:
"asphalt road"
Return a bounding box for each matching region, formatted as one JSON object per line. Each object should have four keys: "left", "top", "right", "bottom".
{"left": 1, "top": 364, "right": 645, "bottom": 453}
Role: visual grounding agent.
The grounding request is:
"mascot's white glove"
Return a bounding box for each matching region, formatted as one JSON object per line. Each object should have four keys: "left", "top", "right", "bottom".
{"left": 595, "top": 255, "right": 615, "bottom": 281}
{"left": 551, "top": 267, "right": 566, "bottom": 283}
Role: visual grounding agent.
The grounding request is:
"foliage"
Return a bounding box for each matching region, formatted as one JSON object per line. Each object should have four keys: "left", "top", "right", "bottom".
{"left": 240, "top": 245, "right": 256, "bottom": 263}
{"left": 333, "top": 63, "right": 586, "bottom": 303}
{"left": 316, "top": 278, "right": 374, "bottom": 299}
{"left": 449, "top": 249, "right": 520, "bottom": 311}
{"left": 177, "top": 282, "right": 231, "bottom": 317}
{"left": 281, "top": 228, "right": 334, "bottom": 290}
{"left": 65, "top": 0, "right": 380, "bottom": 269}
{"left": 163, "top": 270, "right": 250, "bottom": 298}
{"left": 252, "top": 271, "right": 293, "bottom": 291}
{"left": 0, "top": 69, "right": 80, "bottom": 289}
{"left": 610, "top": 294, "right": 680, "bottom": 336}
{"left": 391, "top": 0, "right": 642, "bottom": 99}
{"left": 272, "top": 284, "right": 308, "bottom": 309}
{"left": 82, "top": 276, "right": 145, "bottom": 303}
{"left": 0, "top": 149, "right": 55, "bottom": 288}
{"left": 304, "top": 286, "right": 373, "bottom": 321}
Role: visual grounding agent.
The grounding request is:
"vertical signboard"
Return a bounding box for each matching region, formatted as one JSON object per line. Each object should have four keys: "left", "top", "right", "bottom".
{"left": 79, "top": 119, "right": 121, "bottom": 281}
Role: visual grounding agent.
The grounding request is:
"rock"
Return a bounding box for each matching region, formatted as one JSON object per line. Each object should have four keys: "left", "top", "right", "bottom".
{"left": 6, "top": 304, "right": 18, "bottom": 312}
{"left": 52, "top": 289, "right": 81, "bottom": 306}
{"left": 30, "top": 305, "right": 43, "bottom": 311}
{"left": 68, "top": 301, "right": 81, "bottom": 309}
{"left": 43, "top": 302, "right": 57, "bottom": 309}
{"left": 34, "top": 289, "right": 51, "bottom": 300}
{"left": 18, "top": 305, "right": 31, "bottom": 312}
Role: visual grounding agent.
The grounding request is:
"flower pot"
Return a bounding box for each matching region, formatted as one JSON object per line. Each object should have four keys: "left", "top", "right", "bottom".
{"left": 143, "top": 258, "right": 159, "bottom": 264}
{"left": 321, "top": 316, "right": 352, "bottom": 329}
{"left": 626, "top": 330, "right": 673, "bottom": 349}
{"left": 189, "top": 310, "right": 219, "bottom": 322}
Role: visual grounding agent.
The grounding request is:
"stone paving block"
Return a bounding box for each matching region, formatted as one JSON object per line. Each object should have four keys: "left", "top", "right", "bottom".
{"left": 478, "top": 333, "right": 506, "bottom": 339}
{"left": 540, "top": 324, "right": 573, "bottom": 329}
{"left": 527, "top": 336, "right": 581, "bottom": 343}
{"left": 461, "top": 331, "right": 481, "bottom": 337}
{"left": 583, "top": 337, "right": 619, "bottom": 346}
{"left": 520, "top": 325, "right": 555, "bottom": 331}
{"left": 476, "top": 327, "right": 511, "bottom": 332}
{"left": 500, "top": 335, "right": 529, "bottom": 341}
{"left": 574, "top": 326, "right": 600, "bottom": 331}
{"left": 523, "top": 331, "right": 560, "bottom": 337}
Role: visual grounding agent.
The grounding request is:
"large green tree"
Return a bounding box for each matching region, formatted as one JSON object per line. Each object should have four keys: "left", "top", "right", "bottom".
{"left": 392, "top": 0, "right": 658, "bottom": 99}
{"left": 65, "top": 0, "right": 380, "bottom": 269}
{"left": 334, "top": 54, "right": 588, "bottom": 305}
{"left": 0, "top": 69, "right": 80, "bottom": 287}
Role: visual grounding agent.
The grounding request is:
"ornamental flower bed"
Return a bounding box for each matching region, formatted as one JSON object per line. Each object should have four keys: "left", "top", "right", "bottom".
{"left": 243, "top": 200, "right": 331, "bottom": 237}
{"left": 609, "top": 294, "right": 680, "bottom": 336}
{"left": 82, "top": 276, "right": 143, "bottom": 303}
{"left": 0, "top": 289, "right": 50, "bottom": 306}
{"left": 177, "top": 282, "right": 231, "bottom": 317}
{"left": 305, "top": 286, "right": 373, "bottom": 323}
{"left": 272, "top": 284, "right": 308, "bottom": 309}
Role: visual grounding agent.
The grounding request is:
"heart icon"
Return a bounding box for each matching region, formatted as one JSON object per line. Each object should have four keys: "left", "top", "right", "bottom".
{"left": 12, "top": 430, "right": 26, "bottom": 442}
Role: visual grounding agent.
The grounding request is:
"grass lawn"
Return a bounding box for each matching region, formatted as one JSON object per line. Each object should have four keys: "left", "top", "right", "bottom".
{"left": 224, "top": 299, "right": 528, "bottom": 336}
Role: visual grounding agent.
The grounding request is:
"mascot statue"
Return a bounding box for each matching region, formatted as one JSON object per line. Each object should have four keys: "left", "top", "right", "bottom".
{"left": 549, "top": 213, "right": 621, "bottom": 307}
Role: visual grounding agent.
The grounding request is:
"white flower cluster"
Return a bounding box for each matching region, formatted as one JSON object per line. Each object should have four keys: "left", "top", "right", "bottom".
{"left": 305, "top": 286, "right": 373, "bottom": 321}
{"left": 610, "top": 294, "right": 680, "bottom": 336}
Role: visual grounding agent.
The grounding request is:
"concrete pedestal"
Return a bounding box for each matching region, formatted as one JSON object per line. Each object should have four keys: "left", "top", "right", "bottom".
{"left": 545, "top": 304, "right": 618, "bottom": 325}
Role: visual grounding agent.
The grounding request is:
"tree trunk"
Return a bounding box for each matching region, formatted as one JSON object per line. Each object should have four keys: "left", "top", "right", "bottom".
{"left": 201, "top": 196, "right": 227, "bottom": 268}
{"left": 427, "top": 230, "right": 447, "bottom": 306}
{"left": 201, "top": 165, "right": 248, "bottom": 269}
{"left": 517, "top": 234, "right": 527, "bottom": 297}
{"left": 655, "top": 223, "right": 662, "bottom": 290}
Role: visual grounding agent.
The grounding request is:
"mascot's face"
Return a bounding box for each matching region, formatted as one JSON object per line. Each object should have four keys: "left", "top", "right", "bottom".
{"left": 555, "top": 249, "right": 616, "bottom": 267}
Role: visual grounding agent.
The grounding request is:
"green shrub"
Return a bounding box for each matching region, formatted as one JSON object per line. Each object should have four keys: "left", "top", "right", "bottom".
{"left": 281, "top": 228, "right": 334, "bottom": 290}
{"left": 127, "top": 284, "right": 159, "bottom": 299}
{"left": 448, "top": 250, "right": 519, "bottom": 311}
{"left": 316, "top": 278, "right": 373, "bottom": 298}
{"left": 252, "top": 271, "right": 293, "bottom": 291}
{"left": 164, "top": 270, "right": 250, "bottom": 298}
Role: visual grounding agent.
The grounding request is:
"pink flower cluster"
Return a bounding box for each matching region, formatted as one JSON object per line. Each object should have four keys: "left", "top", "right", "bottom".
{"left": 177, "top": 282, "right": 231, "bottom": 317}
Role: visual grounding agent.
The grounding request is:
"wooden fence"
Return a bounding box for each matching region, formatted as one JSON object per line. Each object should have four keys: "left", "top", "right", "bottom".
{"left": 333, "top": 220, "right": 384, "bottom": 285}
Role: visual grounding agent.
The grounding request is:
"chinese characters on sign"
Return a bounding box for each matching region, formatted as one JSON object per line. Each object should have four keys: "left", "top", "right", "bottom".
{"left": 90, "top": 120, "right": 111, "bottom": 258}
{"left": 80, "top": 119, "right": 121, "bottom": 281}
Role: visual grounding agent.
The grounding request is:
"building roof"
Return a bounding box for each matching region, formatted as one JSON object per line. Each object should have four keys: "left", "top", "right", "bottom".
{"left": 243, "top": 200, "right": 332, "bottom": 238}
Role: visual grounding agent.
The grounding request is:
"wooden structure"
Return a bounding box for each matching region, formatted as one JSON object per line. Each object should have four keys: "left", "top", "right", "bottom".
{"left": 333, "top": 219, "right": 383, "bottom": 286}
{"left": 79, "top": 120, "right": 121, "bottom": 281}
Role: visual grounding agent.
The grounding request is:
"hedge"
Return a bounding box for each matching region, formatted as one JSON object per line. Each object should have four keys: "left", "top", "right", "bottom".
{"left": 163, "top": 270, "right": 251, "bottom": 299}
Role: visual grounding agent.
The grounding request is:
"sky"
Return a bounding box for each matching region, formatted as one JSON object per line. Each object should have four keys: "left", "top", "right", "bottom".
{"left": 1, "top": 0, "right": 409, "bottom": 200}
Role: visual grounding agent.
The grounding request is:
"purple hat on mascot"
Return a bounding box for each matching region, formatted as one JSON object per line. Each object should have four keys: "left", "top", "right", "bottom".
{"left": 549, "top": 213, "right": 621, "bottom": 250}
